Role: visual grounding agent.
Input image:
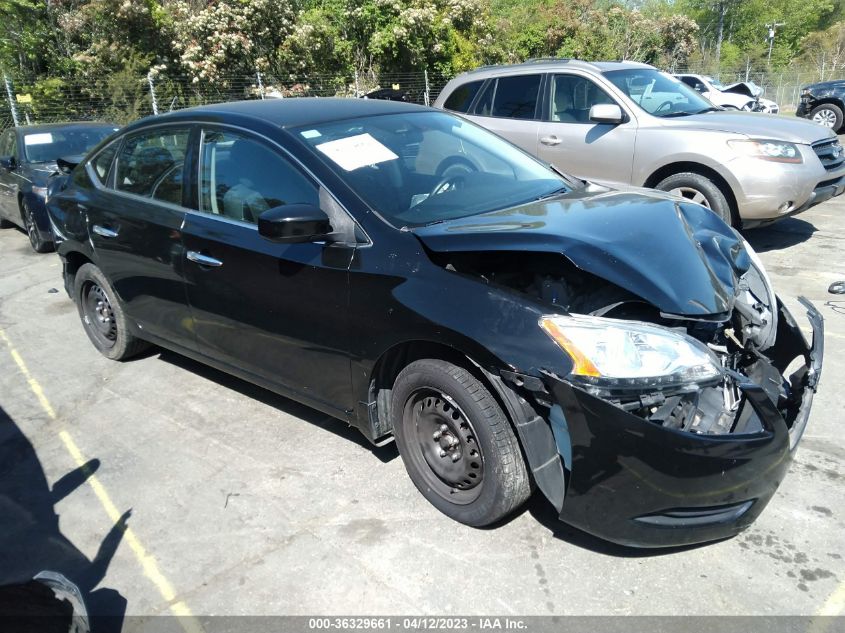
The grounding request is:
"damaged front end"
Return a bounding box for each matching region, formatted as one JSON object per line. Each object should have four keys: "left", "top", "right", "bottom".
{"left": 415, "top": 195, "right": 823, "bottom": 546}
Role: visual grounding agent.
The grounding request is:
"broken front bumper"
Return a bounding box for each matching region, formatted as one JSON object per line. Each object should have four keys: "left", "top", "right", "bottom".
{"left": 542, "top": 298, "right": 823, "bottom": 548}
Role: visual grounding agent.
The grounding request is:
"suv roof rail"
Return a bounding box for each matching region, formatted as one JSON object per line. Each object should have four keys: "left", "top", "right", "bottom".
{"left": 525, "top": 57, "right": 572, "bottom": 64}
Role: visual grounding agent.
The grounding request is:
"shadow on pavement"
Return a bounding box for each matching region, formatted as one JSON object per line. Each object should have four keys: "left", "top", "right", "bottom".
{"left": 0, "top": 404, "right": 127, "bottom": 630}
{"left": 743, "top": 217, "right": 817, "bottom": 252}
{"left": 157, "top": 349, "right": 400, "bottom": 464}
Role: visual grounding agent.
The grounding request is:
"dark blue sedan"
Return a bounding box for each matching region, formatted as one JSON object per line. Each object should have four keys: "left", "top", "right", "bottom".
{"left": 0, "top": 122, "right": 119, "bottom": 252}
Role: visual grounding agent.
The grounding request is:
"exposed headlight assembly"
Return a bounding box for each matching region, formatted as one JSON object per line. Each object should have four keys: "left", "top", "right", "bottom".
{"left": 539, "top": 314, "right": 723, "bottom": 395}
{"left": 728, "top": 139, "right": 803, "bottom": 163}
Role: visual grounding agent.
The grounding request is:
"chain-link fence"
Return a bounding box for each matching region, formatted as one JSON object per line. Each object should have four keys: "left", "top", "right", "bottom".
{"left": 0, "top": 61, "right": 836, "bottom": 135}
{"left": 0, "top": 70, "right": 453, "bottom": 134}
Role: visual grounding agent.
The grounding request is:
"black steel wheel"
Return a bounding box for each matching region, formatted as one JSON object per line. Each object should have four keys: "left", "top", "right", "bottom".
{"left": 392, "top": 359, "right": 531, "bottom": 526}
{"left": 22, "top": 200, "right": 52, "bottom": 253}
{"left": 74, "top": 263, "right": 150, "bottom": 360}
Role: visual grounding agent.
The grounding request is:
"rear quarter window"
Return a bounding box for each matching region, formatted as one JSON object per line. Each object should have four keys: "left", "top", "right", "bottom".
{"left": 443, "top": 80, "right": 484, "bottom": 113}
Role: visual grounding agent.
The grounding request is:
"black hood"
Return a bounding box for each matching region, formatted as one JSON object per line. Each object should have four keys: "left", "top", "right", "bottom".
{"left": 806, "top": 79, "right": 845, "bottom": 91}
{"left": 412, "top": 190, "right": 750, "bottom": 317}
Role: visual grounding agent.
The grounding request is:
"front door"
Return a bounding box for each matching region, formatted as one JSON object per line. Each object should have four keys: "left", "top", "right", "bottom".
{"left": 536, "top": 73, "right": 638, "bottom": 187}
{"left": 84, "top": 125, "right": 196, "bottom": 349}
{"left": 181, "top": 127, "right": 355, "bottom": 414}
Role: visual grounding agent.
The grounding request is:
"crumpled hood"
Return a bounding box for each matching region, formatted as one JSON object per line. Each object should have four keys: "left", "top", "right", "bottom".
{"left": 413, "top": 190, "right": 751, "bottom": 317}
{"left": 722, "top": 81, "right": 763, "bottom": 98}
{"left": 662, "top": 111, "right": 835, "bottom": 144}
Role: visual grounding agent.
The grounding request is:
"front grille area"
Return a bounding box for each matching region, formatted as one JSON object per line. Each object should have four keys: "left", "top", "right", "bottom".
{"left": 813, "top": 138, "right": 845, "bottom": 171}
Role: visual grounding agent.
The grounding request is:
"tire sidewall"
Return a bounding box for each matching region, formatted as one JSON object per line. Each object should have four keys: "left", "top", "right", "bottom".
{"left": 656, "top": 172, "right": 733, "bottom": 226}
{"left": 74, "top": 263, "right": 131, "bottom": 360}
{"left": 391, "top": 360, "right": 523, "bottom": 527}
{"left": 811, "top": 104, "right": 844, "bottom": 132}
{"left": 23, "top": 200, "right": 50, "bottom": 253}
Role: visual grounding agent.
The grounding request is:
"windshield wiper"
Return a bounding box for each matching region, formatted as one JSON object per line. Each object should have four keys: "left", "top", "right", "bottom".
{"left": 693, "top": 107, "right": 722, "bottom": 114}
{"left": 535, "top": 186, "right": 569, "bottom": 201}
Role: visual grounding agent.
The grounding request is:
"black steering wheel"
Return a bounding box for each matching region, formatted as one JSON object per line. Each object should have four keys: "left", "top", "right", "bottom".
{"left": 429, "top": 174, "right": 466, "bottom": 199}
{"left": 655, "top": 100, "right": 674, "bottom": 114}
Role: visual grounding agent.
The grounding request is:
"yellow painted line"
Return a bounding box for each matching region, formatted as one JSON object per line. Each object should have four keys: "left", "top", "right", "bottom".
{"left": 0, "top": 329, "right": 204, "bottom": 633}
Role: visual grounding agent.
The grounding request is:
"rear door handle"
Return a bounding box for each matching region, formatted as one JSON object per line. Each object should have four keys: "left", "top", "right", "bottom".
{"left": 187, "top": 251, "right": 223, "bottom": 267}
{"left": 540, "top": 135, "right": 562, "bottom": 146}
{"left": 92, "top": 224, "right": 118, "bottom": 238}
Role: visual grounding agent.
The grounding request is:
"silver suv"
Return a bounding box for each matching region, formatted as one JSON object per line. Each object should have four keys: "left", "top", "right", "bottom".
{"left": 434, "top": 60, "right": 845, "bottom": 227}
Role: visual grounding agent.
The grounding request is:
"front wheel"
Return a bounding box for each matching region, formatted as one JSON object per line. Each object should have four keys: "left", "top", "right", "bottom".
{"left": 74, "top": 263, "right": 149, "bottom": 360}
{"left": 391, "top": 359, "right": 531, "bottom": 527}
{"left": 810, "top": 103, "right": 844, "bottom": 131}
{"left": 22, "top": 200, "right": 53, "bottom": 253}
{"left": 655, "top": 172, "right": 734, "bottom": 226}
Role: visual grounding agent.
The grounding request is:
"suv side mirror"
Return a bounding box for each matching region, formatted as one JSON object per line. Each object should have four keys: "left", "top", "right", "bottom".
{"left": 589, "top": 104, "right": 624, "bottom": 125}
{"left": 258, "top": 203, "right": 333, "bottom": 243}
{"left": 0, "top": 156, "right": 16, "bottom": 171}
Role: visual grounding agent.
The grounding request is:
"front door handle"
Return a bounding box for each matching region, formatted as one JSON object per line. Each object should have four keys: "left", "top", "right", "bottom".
{"left": 92, "top": 224, "right": 118, "bottom": 238}
{"left": 540, "top": 135, "right": 562, "bottom": 146}
{"left": 187, "top": 251, "right": 223, "bottom": 267}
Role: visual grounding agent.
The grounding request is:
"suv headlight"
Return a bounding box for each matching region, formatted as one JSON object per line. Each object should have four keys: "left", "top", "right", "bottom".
{"left": 728, "top": 139, "right": 803, "bottom": 163}
{"left": 539, "top": 314, "right": 722, "bottom": 394}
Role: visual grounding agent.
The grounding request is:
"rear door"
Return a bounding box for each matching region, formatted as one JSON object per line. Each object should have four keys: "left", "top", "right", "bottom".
{"left": 85, "top": 124, "right": 196, "bottom": 349}
{"left": 536, "top": 73, "right": 637, "bottom": 186}
{"left": 463, "top": 74, "right": 543, "bottom": 155}
{"left": 181, "top": 126, "right": 355, "bottom": 414}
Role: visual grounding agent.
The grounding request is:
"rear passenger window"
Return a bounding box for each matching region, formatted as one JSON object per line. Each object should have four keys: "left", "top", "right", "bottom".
{"left": 491, "top": 75, "right": 541, "bottom": 120}
{"left": 443, "top": 80, "right": 483, "bottom": 113}
{"left": 89, "top": 142, "right": 119, "bottom": 185}
{"left": 115, "top": 127, "right": 190, "bottom": 205}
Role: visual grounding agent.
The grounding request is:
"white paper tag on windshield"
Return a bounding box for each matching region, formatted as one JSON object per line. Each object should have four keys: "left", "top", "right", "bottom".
{"left": 24, "top": 133, "right": 53, "bottom": 146}
{"left": 316, "top": 133, "right": 398, "bottom": 171}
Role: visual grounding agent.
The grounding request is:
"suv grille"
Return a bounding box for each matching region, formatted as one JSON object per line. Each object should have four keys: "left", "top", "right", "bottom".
{"left": 813, "top": 138, "right": 845, "bottom": 171}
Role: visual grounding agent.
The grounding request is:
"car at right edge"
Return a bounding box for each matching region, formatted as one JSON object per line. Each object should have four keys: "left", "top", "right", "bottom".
{"left": 435, "top": 59, "right": 845, "bottom": 228}
{"left": 797, "top": 79, "right": 845, "bottom": 132}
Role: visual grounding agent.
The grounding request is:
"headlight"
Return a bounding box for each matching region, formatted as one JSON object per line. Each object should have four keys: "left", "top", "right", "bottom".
{"left": 539, "top": 314, "right": 722, "bottom": 394}
{"left": 728, "top": 139, "right": 803, "bottom": 164}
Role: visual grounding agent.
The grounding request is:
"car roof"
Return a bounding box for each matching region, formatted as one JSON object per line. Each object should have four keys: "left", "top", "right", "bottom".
{"left": 132, "top": 98, "right": 431, "bottom": 131}
{"left": 13, "top": 121, "right": 119, "bottom": 135}
{"left": 454, "top": 59, "right": 654, "bottom": 79}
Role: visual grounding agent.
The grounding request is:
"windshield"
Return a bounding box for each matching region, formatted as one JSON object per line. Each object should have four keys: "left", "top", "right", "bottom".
{"left": 705, "top": 76, "right": 726, "bottom": 90}
{"left": 23, "top": 126, "right": 118, "bottom": 163}
{"left": 295, "top": 111, "right": 568, "bottom": 228}
{"left": 604, "top": 69, "right": 717, "bottom": 118}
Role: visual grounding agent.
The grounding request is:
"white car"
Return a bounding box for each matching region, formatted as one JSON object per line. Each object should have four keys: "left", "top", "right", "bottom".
{"left": 675, "top": 73, "right": 779, "bottom": 114}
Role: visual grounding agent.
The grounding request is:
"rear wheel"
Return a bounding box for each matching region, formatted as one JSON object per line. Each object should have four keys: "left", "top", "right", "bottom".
{"left": 74, "top": 263, "right": 149, "bottom": 360}
{"left": 810, "top": 103, "right": 844, "bottom": 131}
{"left": 655, "top": 171, "right": 733, "bottom": 226}
{"left": 391, "top": 359, "right": 530, "bottom": 527}
{"left": 22, "top": 200, "right": 53, "bottom": 253}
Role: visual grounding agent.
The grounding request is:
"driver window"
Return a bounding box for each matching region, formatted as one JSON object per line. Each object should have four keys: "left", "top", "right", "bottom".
{"left": 550, "top": 75, "right": 615, "bottom": 123}
{"left": 199, "top": 129, "right": 319, "bottom": 224}
{"left": 115, "top": 127, "right": 190, "bottom": 205}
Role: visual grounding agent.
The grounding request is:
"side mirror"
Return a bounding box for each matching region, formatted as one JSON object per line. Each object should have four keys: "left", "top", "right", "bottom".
{"left": 258, "top": 203, "right": 333, "bottom": 243}
{"left": 0, "top": 156, "right": 16, "bottom": 171}
{"left": 589, "top": 104, "right": 624, "bottom": 125}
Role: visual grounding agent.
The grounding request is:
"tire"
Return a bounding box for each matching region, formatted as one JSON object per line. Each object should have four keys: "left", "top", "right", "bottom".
{"left": 810, "top": 103, "right": 844, "bottom": 132}
{"left": 22, "top": 199, "right": 53, "bottom": 253}
{"left": 391, "top": 359, "right": 531, "bottom": 527}
{"left": 73, "top": 263, "right": 149, "bottom": 360}
{"left": 655, "top": 171, "right": 733, "bottom": 226}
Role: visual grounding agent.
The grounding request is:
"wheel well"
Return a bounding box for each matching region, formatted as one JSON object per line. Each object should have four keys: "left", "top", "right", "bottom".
{"left": 368, "top": 340, "right": 497, "bottom": 439}
{"left": 64, "top": 250, "right": 93, "bottom": 290}
{"left": 811, "top": 98, "right": 845, "bottom": 111}
{"left": 643, "top": 161, "right": 739, "bottom": 225}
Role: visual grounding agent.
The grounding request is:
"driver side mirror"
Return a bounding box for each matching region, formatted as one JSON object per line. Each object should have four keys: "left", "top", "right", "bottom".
{"left": 589, "top": 104, "right": 624, "bottom": 125}
{"left": 0, "top": 156, "right": 16, "bottom": 171}
{"left": 258, "top": 203, "right": 333, "bottom": 243}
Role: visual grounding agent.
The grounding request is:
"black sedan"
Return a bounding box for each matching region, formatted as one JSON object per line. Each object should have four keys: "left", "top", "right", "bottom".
{"left": 46, "top": 99, "right": 823, "bottom": 547}
{"left": 0, "top": 122, "right": 119, "bottom": 252}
